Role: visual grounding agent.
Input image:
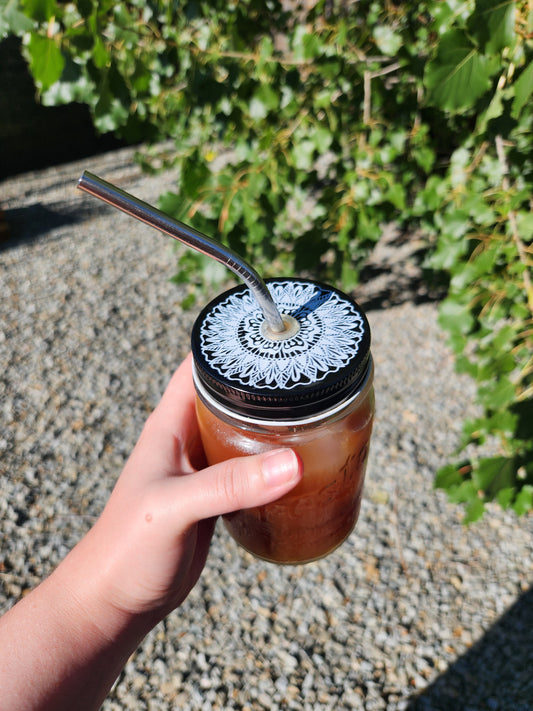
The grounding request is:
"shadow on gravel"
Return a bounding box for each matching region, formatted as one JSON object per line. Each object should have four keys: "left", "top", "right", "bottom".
{"left": 1, "top": 201, "right": 107, "bottom": 252}
{"left": 353, "top": 227, "right": 446, "bottom": 312}
{"left": 2, "top": 204, "right": 446, "bottom": 312}
{"left": 407, "top": 585, "right": 533, "bottom": 711}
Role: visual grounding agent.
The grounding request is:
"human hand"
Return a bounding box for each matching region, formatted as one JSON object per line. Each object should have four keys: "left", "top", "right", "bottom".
{"left": 0, "top": 355, "right": 301, "bottom": 711}
{"left": 62, "top": 353, "right": 302, "bottom": 629}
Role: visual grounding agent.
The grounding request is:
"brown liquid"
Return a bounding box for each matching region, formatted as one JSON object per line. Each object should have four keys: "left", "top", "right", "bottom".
{"left": 196, "top": 389, "right": 374, "bottom": 564}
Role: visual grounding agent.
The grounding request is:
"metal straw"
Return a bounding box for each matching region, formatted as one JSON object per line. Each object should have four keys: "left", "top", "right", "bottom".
{"left": 77, "top": 171, "right": 286, "bottom": 334}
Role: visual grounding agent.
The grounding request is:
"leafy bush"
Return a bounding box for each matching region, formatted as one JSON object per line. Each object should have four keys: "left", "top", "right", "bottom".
{"left": 3, "top": 0, "right": 532, "bottom": 520}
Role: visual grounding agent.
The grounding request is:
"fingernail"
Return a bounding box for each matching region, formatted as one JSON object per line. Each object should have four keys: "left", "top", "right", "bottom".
{"left": 261, "top": 449, "right": 301, "bottom": 488}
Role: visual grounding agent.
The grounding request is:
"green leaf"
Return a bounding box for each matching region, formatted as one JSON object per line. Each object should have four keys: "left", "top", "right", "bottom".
{"left": 257, "top": 35, "right": 274, "bottom": 66}
{"left": 94, "top": 84, "right": 130, "bottom": 131}
{"left": 460, "top": 194, "right": 496, "bottom": 225}
{"left": 515, "top": 210, "right": 533, "bottom": 240}
{"left": 26, "top": 34, "right": 65, "bottom": 91}
{"left": 472, "top": 456, "right": 515, "bottom": 495}
{"left": 178, "top": 159, "right": 211, "bottom": 201}
{"left": 424, "top": 30, "right": 493, "bottom": 112}
{"left": 384, "top": 182, "right": 406, "bottom": 210}
{"left": 438, "top": 298, "right": 475, "bottom": 336}
{"left": 470, "top": 0, "right": 516, "bottom": 53}
{"left": 476, "top": 88, "right": 505, "bottom": 133}
{"left": 429, "top": 235, "right": 465, "bottom": 270}
{"left": 41, "top": 55, "right": 96, "bottom": 105}
{"left": 414, "top": 176, "right": 448, "bottom": 213}
{"left": 511, "top": 62, "right": 533, "bottom": 119}
{"left": 455, "top": 354, "right": 478, "bottom": 377}
{"left": 158, "top": 191, "right": 184, "bottom": 217}
{"left": 373, "top": 25, "right": 402, "bottom": 55}
{"left": 435, "top": 463, "right": 463, "bottom": 491}
{"left": 460, "top": 417, "right": 486, "bottom": 445}
{"left": 512, "top": 485, "right": 533, "bottom": 516}
{"left": 76, "top": 0, "right": 94, "bottom": 19}
{"left": 1, "top": 0, "right": 34, "bottom": 36}
{"left": 221, "top": 191, "right": 244, "bottom": 234}
{"left": 448, "top": 478, "right": 478, "bottom": 504}
{"left": 291, "top": 140, "right": 315, "bottom": 170}
{"left": 487, "top": 408, "right": 518, "bottom": 436}
{"left": 510, "top": 399, "right": 533, "bottom": 440}
{"left": 478, "top": 378, "right": 515, "bottom": 409}
{"left": 21, "top": 0, "right": 57, "bottom": 23}
{"left": 450, "top": 248, "right": 497, "bottom": 290}
{"left": 181, "top": 292, "right": 198, "bottom": 310}
{"left": 312, "top": 126, "right": 333, "bottom": 154}
{"left": 487, "top": 409, "right": 518, "bottom": 437}
{"left": 497, "top": 486, "right": 516, "bottom": 509}
{"left": 463, "top": 496, "right": 485, "bottom": 523}
{"left": 341, "top": 259, "right": 359, "bottom": 292}
{"left": 412, "top": 146, "right": 435, "bottom": 173}
{"left": 92, "top": 36, "right": 110, "bottom": 69}
{"left": 292, "top": 25, "right": 321, "bottom": 60}
{"left": 249, "top": 84, "right": 279, "bottom": 118}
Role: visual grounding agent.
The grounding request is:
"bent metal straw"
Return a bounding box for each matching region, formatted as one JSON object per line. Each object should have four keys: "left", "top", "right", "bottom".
{"left": 77, "top": 170, "right": 286, "bottom": 335}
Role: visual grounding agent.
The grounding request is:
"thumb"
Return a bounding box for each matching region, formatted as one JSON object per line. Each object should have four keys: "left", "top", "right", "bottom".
{"left": 174, "top": 449, "right": 303, "bottom": 525}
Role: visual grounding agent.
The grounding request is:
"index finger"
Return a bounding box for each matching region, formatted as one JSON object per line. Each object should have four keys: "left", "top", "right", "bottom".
{"left": 154, "top": 352, "right": 197, "bottom": 432}
{"left": 124, "top": 353, "right": 201, "bottom": 483}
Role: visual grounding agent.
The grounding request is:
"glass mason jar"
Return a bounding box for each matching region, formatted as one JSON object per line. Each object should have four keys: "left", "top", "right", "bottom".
{"left": 191, "top": 278, "right": 375, "bottom": 565}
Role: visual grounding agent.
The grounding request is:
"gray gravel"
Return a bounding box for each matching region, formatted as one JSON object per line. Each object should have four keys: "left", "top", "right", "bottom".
{"left": 1, "top": 149, "right": 533, "bottom": 711}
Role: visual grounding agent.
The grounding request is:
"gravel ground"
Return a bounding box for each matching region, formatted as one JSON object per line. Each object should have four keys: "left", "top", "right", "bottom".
{"left": 1, "top": 150, "right": 533, "bottom": 711}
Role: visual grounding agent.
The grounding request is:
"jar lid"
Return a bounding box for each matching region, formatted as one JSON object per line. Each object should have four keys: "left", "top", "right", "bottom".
{"left": 191, "top": 278, "right": 371, "bottom": 419}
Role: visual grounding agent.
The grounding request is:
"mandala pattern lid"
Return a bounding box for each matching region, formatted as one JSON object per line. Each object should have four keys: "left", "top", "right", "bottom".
{"left": 191, "top": 278, "right": 371, "bottom": 419}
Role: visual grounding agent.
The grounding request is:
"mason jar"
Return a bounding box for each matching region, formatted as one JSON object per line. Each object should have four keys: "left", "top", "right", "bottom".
{"left": 191, "top": 278, "right": 375, "bottom": 564}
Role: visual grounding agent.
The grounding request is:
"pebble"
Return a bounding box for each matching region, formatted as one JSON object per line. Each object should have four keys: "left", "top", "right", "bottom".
{"left": 1, "top": 149, "right": 533, "bottom": 710}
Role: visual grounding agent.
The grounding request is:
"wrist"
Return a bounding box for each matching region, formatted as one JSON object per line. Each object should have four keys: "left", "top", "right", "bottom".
{"left": 0, "top": 533, "right": 155, "bottom": 711}
{"left": 56, "top": 527, "right": 159, "bottom": 648}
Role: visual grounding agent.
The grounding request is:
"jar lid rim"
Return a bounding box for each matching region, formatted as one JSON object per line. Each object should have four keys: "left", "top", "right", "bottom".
{"left": 193, "top": 357, "right": 374, "bottom": 426}
{"left": 191, "top": 278, "right": 371, "bottom": 418}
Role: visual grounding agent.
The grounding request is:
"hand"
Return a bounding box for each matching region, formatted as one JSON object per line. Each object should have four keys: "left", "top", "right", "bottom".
{"left": 0, "top": 354, "right": 302, "bottom": 711}
{"left": 62, "top": 353, "right": 302, "bottom": 627}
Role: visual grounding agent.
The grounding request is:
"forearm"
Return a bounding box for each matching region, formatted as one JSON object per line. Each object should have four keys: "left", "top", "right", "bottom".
{"left": 0, "top": 539, "right": 154, "bottom": 711}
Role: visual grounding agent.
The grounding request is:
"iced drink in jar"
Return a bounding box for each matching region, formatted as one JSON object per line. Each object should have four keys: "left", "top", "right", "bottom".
{"left": 191, "top": 278, "right": 374, "bottom": 564}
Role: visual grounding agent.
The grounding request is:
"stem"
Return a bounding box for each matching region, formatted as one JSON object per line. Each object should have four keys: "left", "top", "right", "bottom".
{"left": 363, "top": 70, "right": 371, "bottom": 125}
{"left": 189, "top": 37, "right": 395, "bottom": 70}
{"left": 217, "top": 166, "right": 253, "bottom": 233}
{"left": 363, "top": 62, "right": 401, "bottom": 125}
{"left": 518, "top": 385, "right": 533, "bottom": 401}
{"left": 467, "top": 141, "right": 489, "bottom": 175}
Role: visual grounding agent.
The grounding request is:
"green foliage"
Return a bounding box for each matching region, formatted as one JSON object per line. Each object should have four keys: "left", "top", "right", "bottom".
{"left": 3, "top": 0, "right": 532, "bottom": 520}
{"left": 421, "top": 0, "right": 533, "bottom": 521}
